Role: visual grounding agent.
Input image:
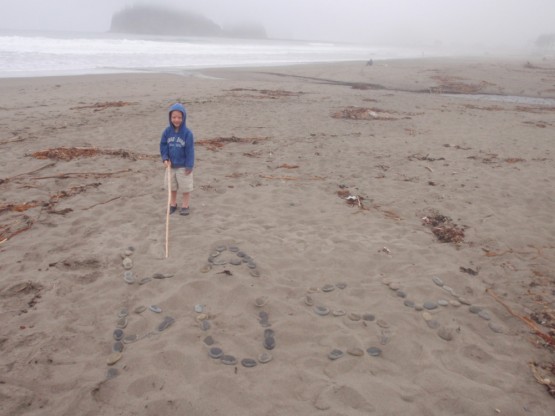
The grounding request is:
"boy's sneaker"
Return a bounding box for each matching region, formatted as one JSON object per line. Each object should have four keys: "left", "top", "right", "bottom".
{"left": 180, "top": 207, "right": 190, "bottom": 216}
{"left": 169, "top": 205, "right": 177, "bottom": 214}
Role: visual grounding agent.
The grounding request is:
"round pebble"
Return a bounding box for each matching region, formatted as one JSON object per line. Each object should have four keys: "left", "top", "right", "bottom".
{"left": 237, "top": 251, "right": 246, "bottom": 258}
{"left": 432, "top": 276, "right": 444, "bottom": 287}
{"left": 123, "top": 271, "right": 135, "bottom": 284}
{"left": 221, "top": 355, "right": 237, "bottom": 365}
{"left": 112, "top": 341, "right": 124, "bottom": 353}
{"left": 264, "top": 328, "right": 275, "bottom": 338}
{"left": 117, "top": 308, "right": 128, "bottom": 318}
{"left": 241, "top": 358, "right": 257, "bottom": 368}
{"left": 322, "top": 284, "right": 335, "bottom": 292}
{"left": 381, "top": 278, "right": 392, "bottom": 285}
{"left": 443, "top": 286, "right": 456, "bottom": 295}
{"left": 229, "top": 258, "right": 242, "bottom": 266}
{"left": 376, "top": 319, "right": 389, "bottom": 328}
{"left": 438, "top": 327, "right": 454, "bottom": 341}
{"left": 203, "top": 336, "right": 214, "bottom": 346}
{"left": 149, "top": 305, "right": 162, "bottom": 313}
{"left": 122, "top": 257, "right": 132, "bottom": 270}
{"left": 215, "top": 245, "right": 227, "bottom": 252}
{"left": 449, "top": 300, "right": 461, "bottom": 307}
{"left": 328, "top": 349, "right": 344, "bottom": 360}
{"left": 488, "top": 322, "right": 504, "bottom": 333}
{"left": 438, "top": 299, "right": 449, "bottom": 307}
{"left": 348, "top": 313, "right": 361, "bottom": 321}
{"left": 469, "top": 305, "right": 482, "bottom": 314}
{"left": 396, "top": 290, "right": 407, "bottom": 298}
{"left": 254, "top": 296, "right": 268, "bottom": 307}
{"left": 362, "top": 313, "right": 375, "bottom": 322}
{"left": 209, "top": 347, "right": 223, "bottom": 359}
{"left": 304, "top": 295, "right": 314, "bottom": 306}
{"left": 228, "top": 245, "right": 239, "bottom": 252}
{"left": 388, "top": 282, "right": 400, "bottom": 291}
{"left": 347, "top": 347, "right": 364, "bottom": 357}
{"left": 194, "top": 304, "right": 204, "bottom": 313}
{"left": 116, "top": 317, "right": 127, "bottom": 329}
{"left": 423, "top": 301, "right": 438, "bottom": 310}
{"left": 250, "top": 269, "right": 261, "bottom": 277}
{"left": 200, "top": 264, "right": 212, "bottom": 273}
{"left": 258, "top": 352, "right": 273, "bottom": 363}
{"left": 414, "top": 305, "right": 424, "bottom": 311}
{"left": 426, "top": 320, "right": 440, "bottom": 329}
{"left": 263, "top": 336, "right": 276, "bottom": 350}
{"left": 106, "top": 352, "right": 122, "bottom": 366}
{"left": 123, "top": 334, "right": 138, "bottom": 344}
{"left": 478, "top": 310, "right": 491, "bottom": 321}
{"left": 335, "top": 282, "right": 347, "bottom": 289}
{"left": 332, "top": 309, "right": 346, "bottom": 317}
{"left": 158, "top": 316, "right": 175, "bottom": 332}
{"left": 211, "top": 258, "right": 227, "bottom": 266}
{"left": 113, "top": 329, "right": 124, "bottom": 341}
{"left": 196, "top": 313, "right": 209, "bottom": 322}
{"left": 134, "top": 305, "right": 146, "bottom": 314}
{"left": 403, "top": 299, "right": 415, "bottom": 308}
{"left": 422, "top": 312, "right": 433, "bottom": 321}
{"left": 458, "top": 297, "right": 472, "bottom": 305}
{"left": 106, "top": 368, "right": 119, "bottom": 379}
{"left": 314, "top": 306, "right": 330, "bottom": 316}
{"left": 366, "top": 347, "right": 382, "bottom": 357}
{"left": 247, "top": 262, "right": 257, "bottom": 269}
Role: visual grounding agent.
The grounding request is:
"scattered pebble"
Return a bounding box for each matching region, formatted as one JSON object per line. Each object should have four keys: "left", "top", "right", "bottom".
{"left": 106, "top": 368, "right": 119, "bottom": 379}
{"left": 396, "top": 290, "right": 407, "bottom": 298}
{"left": 335, "top": 282, "right": 347, "bottom": 289}
{"left": 478, "top": 310, "right": 491, "bottom": 321}
{"left": 422, "top": 312, "right": 433, "bottom": 321}
{"left": 438, "top": 327, "right": 454, "bottom": 341}
{"left": 229, "top": 258, "right": 242, "bottom": 266}
{"left": 264, "top": 328, "right": 275, "bottom": 338}
{"left": 215, "top": 245, "right": 227, "bottom": 252}
{"left": 228, "top": 246, "right": 239, "bottom": 252}
{"left": 376, "top": 319, "right": 389, "bottom": 328}
{"left": 432, "top": 277, "right": 444, "bottom": 287}
{"left": 221, "top": 355, "right": 237, "bottom": 365}
{"left": 241, "top": 358, "right": 257, "bottom": 368}
{"left": 322, "top": 284, "right": 335, "bottom": 292}
{"left": 437, "top": 299, "right": 449, "bottom": 307}
{"left": 348, "top": 313, "right": 361, "bottom": 321}
{"left": 449, "top": 300, "right": 461, "bottom": 307}
{"left": 250, "top": 269, "right": 261, "bottom": 277}
{"left": 138, "top": 277, "right": 151, "bottom": 285}
{"left": 254, "top": 296, "right": 268, "bottom": 307}
{"left": 488, "top": 322, "right": 504, "bottom": 333}
{"left": 117, "top": 308, "right": 128, "bottom": 318}
{"left": 209, "top": 347, "right": 223, "bottom": 359}
{"left": 149, "top": 305, "right": 162, "bottom": 313}
{"left": 194, "top": 304, "right": 204, "bottom": 313}
{"left": 123, "top": 271, "right": 135, "bottom": 284}
{"left": 403, "top": 300, "right": 415, "bottom": 308}
{"left": 458, "top": 297, "right": 472, "bottom": 305}
{"left": 314, "top": 306, "right": 330, "bottom": 316}
{"left": 388, "top": 282, "right": 400, "bottom": 291}
{"left": 258, "top": 352, "right": 273, "bottom": 363}
{"left": 112, "top": 341, "right": 124, "bottom": 353}
{"left": 113, "top": 329, "right": 124, "bottom": 341}
{"left": 304, "top": 295, "right": 314, "bottom": 306}
{"left": 414, "top": 305, "right": 424, "bottom": 311}
{"left": 123, "top": 334, "right": 138, "bottom": 344}
{"left": 366, "top": 347, "right": 382, "bottom": 357}
{"left": 264, "top": 336, "right": 276, "bottom": 350}
{"left": 203, "top": 336, "right": 214, "bottom": 346}
{"left": 332, "top": 309, "right": 346, "bottom": 317}
{"left": 134, "top": 305, "right": 146, "bottom": 314}
{"left": 426, "top": 320, "right": 440, "bottom": 329}
{"left": 423, "top": 301, "right": 438, "bottom": 310}
{"left": 328, "top": 349, "right": 344, "bottom": 360}
{"left": 122, "top": 257, "right": 132, "bottom": 270}
{"left": 116, "top": 317, "right": 127, "bottom": 329}
{"left": 347, "top": 347, "right": 364, "bottom": 357}
{"left": 362, "top": 313, "right": 375, "bottom": 322}
{"left": 200, "top": 264, "right": 212, "bottom": 273}
{"left": 469, "top": 305, "right": 482, "bottom": 314}
{"left": 196, "top": 313, "right": 209, "bottom": 322}
{"left": 157, "top": 316, "right": 175, "bottom": 332}
{"left": 106, "top": 352, "right": 122, "bottom": 366}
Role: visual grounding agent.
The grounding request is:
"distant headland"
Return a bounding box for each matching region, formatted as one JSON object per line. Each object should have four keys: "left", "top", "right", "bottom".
{"left": 110, "top": 5, "right": 267, "bottom": 39}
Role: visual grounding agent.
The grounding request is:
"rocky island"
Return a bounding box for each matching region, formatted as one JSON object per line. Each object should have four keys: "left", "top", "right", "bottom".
{"left": 110, "top": 5, "right": 267, "bottom": 39}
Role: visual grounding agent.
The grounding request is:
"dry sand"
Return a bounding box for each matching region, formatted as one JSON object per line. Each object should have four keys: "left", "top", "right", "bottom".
{"left": 1, "top": 56, "right": 554, "bottom": 415}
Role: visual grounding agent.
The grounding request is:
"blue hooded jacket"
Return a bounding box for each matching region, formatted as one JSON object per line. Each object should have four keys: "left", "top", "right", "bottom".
{"left": 160, "top": 103, "right": 195, "bottom": 169}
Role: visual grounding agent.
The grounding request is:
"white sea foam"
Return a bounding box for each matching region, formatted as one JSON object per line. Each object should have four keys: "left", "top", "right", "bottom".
{"left": 0, "top": 30, "right": 428, "bottom": 78}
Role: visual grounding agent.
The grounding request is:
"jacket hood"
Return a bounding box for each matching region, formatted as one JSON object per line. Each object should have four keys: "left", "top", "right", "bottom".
{"left": 168, "top": 103, "right": 187, "bottom": 131}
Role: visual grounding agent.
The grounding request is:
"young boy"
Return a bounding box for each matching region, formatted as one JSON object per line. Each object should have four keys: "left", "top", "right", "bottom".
{"left": 160, "top": 103, "right": 195, "bottom": 216}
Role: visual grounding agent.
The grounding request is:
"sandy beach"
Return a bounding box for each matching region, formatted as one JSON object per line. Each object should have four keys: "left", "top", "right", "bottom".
{"left": 1, "top": 56, "right": 554, "bottom": 415}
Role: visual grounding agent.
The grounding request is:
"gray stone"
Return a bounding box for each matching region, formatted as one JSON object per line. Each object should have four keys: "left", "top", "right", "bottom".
{"left": 209, "top": 347, "right": 223, "bottom": 359}
{"left": 403, "top": 300, "right": 415, "bottom": 308}
{"left": 366, "top": 347, "right": 382, "bottom": 357}
{"left": 438, "top": 327, "right": 454, "bottom": 341}
{"left": 221, "top": 355, "right": 237, "bottom": 365}
{"left": 426, "top": 320, "right": 440, "bottom": 329}
{"left": 362, "top": 313, "right": 375, "bottom": 321}
{"left": 438, "top": 299, "right": 449, "bottom": 307}
{"left": 478, "top": 310, "right": 491, "bottom": 321}
{"left": 396, "top": 290, "right": 407, "bottom": 298}
{"left": 314, "top": 306, "right": 330, "bottom": 316}
{"left": 432, "top": 276, "right": 444, "bottom": 287}
{"left": 488, "top": 322, "right": 504, "bottom": 333}
{"left": 423, "top": 301, "right": 438, "bottom": 310}
{"left": 469, "top": 305, "right": 482, "bottom": 314}
{"left": 241, "top": 358, "right": 257, "bottom": 368}
{"left": 328, "top": 349, "right": 344, "bottom": 360}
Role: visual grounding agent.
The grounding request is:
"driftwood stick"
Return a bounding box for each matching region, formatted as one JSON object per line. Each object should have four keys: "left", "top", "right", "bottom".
{"left": 31, "top": 169, "right": 132, "bottom": 180}
{"left": 82, "top": 196, "right": 121, "bottom": 211}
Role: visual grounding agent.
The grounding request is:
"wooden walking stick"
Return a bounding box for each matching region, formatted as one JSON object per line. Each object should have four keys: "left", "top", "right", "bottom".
{"left": 165, "top": 166, "right": 171, "bottom": 258}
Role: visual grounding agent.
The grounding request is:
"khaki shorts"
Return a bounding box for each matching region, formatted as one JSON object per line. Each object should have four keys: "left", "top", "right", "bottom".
{"left": 165, "top": 167, "right": 194, "bottom": 192}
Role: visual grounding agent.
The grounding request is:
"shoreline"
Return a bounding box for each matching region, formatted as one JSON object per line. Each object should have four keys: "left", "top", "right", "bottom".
{"left": 1, "top": 56, "right": 554, "bottom": 414}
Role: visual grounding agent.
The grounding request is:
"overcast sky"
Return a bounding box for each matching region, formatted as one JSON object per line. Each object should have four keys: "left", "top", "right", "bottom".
{"left": 0, "top": 0, "right": 553, "bottom": 47}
